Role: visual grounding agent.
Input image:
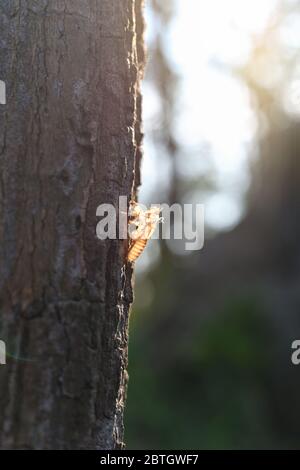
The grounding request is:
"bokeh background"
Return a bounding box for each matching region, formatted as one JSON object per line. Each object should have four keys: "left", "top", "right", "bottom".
{"left": 125, "top": 0, "right": 300, "bottom": 449}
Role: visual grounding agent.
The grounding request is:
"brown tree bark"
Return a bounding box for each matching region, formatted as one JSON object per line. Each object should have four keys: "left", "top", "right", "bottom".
{"left": 0, "top": 0, "right": 144, "bottom": 449}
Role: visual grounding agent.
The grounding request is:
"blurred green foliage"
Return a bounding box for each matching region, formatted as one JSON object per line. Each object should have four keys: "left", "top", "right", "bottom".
{"left": 126, "top": 293, "right": 284, "bottom": 449}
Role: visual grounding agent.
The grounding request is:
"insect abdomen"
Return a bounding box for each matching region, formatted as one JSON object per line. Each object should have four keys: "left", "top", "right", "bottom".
{"left": 128, "top": 239, "right": 148, "bottom": 262}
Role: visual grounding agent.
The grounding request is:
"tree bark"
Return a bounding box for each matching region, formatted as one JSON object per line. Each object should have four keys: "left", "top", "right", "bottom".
{"left": 0, "top": 0, "right": 144, "bottom": 449}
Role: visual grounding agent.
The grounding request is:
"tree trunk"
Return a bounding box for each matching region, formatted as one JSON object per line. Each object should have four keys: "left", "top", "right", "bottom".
{"left": 0, "top": 0, "right": 144, "bottom": 450}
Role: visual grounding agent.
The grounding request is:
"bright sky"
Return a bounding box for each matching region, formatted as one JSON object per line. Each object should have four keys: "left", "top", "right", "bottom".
{"left": 140, "top": 0, "right": 282, "bottom": 233}
{"left": 137, "top": 0, "right": 300, "bottom": 272}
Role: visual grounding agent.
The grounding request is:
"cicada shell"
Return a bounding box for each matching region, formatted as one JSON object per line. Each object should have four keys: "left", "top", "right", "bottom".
{"left": 127, "top": 202, "right": 162, "bottom": 263}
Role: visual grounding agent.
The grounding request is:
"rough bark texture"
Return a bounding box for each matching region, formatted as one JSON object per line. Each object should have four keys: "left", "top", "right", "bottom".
{"left": 0, "top": 0, "right": 144, "bottom": 449}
